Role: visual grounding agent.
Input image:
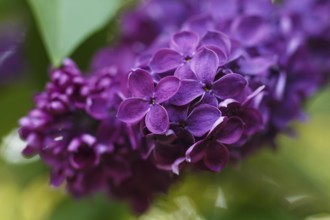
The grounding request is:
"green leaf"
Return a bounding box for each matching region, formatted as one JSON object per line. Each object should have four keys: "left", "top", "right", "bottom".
{"left": 26, "top": 0, "right": 122, "bottom": 66}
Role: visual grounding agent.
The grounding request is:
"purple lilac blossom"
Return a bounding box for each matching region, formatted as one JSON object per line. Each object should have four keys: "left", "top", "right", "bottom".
{"left": 18, "top": 0, "right": 330, "bottom": 214}
{"left": 117, "top": 68, "right": 180, "bottom": 134}
{"left": 19, "top": 57, "right": 176, "bottom": 214}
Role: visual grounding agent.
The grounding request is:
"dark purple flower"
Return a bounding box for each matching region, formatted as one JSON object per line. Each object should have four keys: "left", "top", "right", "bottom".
{"left": 168, "top": 104, "right": 221, "bottom": 137}
{"left": 117, "top": 69, "right": 180, "bottom": 134}
{"left": 46, "top": 59, "right": 89, "bottom": 109}
{"left": 186, "top": 117, "right": 244, "bottom": 172}
{"left": 170, "top": 47, "right": 247, "bottom": 106}
{"left": 68, "top": 134, "right": 109, "bottom": 169}
{"left": 149, "top": 31, "right": 199, "bottom": 73}
{"left": 149, "top": 30, "right": 235, "bottom": 76}
{"left": 220, "top": 99, "right": 264, "bottom": 137}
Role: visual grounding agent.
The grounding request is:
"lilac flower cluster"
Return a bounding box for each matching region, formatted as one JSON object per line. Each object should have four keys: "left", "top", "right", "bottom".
{"left": 19, "top": 56, "right": 175, "bottom": 213}
{"left": 19, "top": 0, "right": 330, "bottom": 214}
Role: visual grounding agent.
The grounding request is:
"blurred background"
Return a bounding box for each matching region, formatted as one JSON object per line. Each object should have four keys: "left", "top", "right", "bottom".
{"left": 1, "top": 0, "right": 330, "bottom": 219}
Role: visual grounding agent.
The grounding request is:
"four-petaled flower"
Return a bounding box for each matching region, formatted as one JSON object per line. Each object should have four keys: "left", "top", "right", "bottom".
{"left": 149, "top": 31, "right": 199, "bottom": 74}
{"left": 170, "top": 47, "right": 248, "bottom": 106}
{"left": 185, "top": 117, "right": 244, "bottom": 172}
{"left": 167, "top": 104, "right": 221, "bottom": 137}
{"left": 117, "top": 69, "right": 180, "bottom": 134}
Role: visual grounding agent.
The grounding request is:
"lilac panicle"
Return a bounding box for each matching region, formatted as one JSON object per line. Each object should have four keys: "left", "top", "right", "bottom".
{"left": 19, "top": 55, "right": 176, "bottom": 213}
{"left": 18, "top": 0, "right": 330, "bottom": 214}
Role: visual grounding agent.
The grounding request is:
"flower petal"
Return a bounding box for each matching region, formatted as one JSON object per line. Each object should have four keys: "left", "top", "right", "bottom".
{"left": 212, "top": 73, "right": 247, "bottom": 99}
{"left": 243, "top": 85, "right": 265, "bottom": 107}
{"left": 171, "top": 157, "right": 186, "bottom": 175}
{"left": 231, "top": 15, "right": 269, "bottom": 46}
{"left": 240, "top": 107, "right": 264, "bottom": 135}
{"left": 191, "top": 47, "right": 219, "bottom": 84}
{"left": 174, "top": 63, "right": 196, "bottom": 80}
{"left": 185, "top": 139, "right": 206, "bottom": 163}
{"left": 239, "top": 56, "right": 277, "bottom": 75}
{"left": 149, "top": 49, "right": 183, "bottom": 73}
{"left": 204, "top": 142, "right": 229, "bottom": 172}
{"left": 196, "top": 92, "right": 218, "bottom": 106}
{"left": 227, "top": 39, "right": 243, "bottom": 62}
{"left": 145, "top": 104, "right": 169, "bottom": 134}
{"left": 50, "top": 168, "right": 65, "bottom": 187}
{"left": 214, "top": 117, "right": 244, "bottom": 145}
{"left": 146, "top": 130, "right": 177, "bottom": 145}
{"left": 128, "top": 69, "right": 154, "bottom": 98}
{"left": 170, "top": 79, "right": 204, "bottom": 106}
{"left": 117, "top": 98, "right": 149, "bottom": 123}
{"left": 153, "top": 142, "right": 181, "bottom": 166}
{"left": 86, "top": 95, "right": 109, "bottom": 120}
{"left": 171, "top": 31, "right": 199, "bottom": 56}
{"left": 186, "top": 104, "right": 221, "bottom": 137}
{"left": 166, "top": 105, "right": 188, "bottom": 123}
{"left": 183, "top": 15, "right": 214, "bottom": 37}
{"left": 200, "top": 31, "right": 231, "bottom": 55}
{"left": 155, "top": 76, "right": 180, "bottom": 103}
{"left": 205, "top": 45, "right": 228, "bottom": 66}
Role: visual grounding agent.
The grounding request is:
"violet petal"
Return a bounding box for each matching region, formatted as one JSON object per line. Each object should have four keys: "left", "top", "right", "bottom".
{"left": 239, "top": 56, "right": 277, "bottom": 75}
{"left": 191, "top": 48, "right": 219, "bottom": 84}
{"left": 171, "top": 31, "right": 199, "bottom": 56}
{"left": 117, "top": 98, "right": 150, "bottom": 123}
{"left": 166, "top": 105, "right": 188, "bottom": 123}
{"left": 200, "top": 31, "right": 231, "bottom": 55}
{"left": 204, "top": 142, "right": 229, "bottom": 172}
{"left": 196, "top": 92, "right": 218, "bottom": 106}
{"left": 205, "top": 45, "right": 228, "bottom": 66}
{"left": 145, "top": 104, "right": 169, "bottom": 134}
{"left": 185, "top": 139, "right": 206, "bottom": 163}
{"left": 212, "top": 73, "right": 247, "bottom": 99}
{"left": 215, "top": 117, "right": 244, "bottom": 145}
{"left": 240, "top": 107, "right": 264, "bottom": 135}
{"left": 183, "top": 15, "right": 214, "bottom": 37}
{"left": 174, "top": 63, "right": 196, "bottom": 80}
{"left": 149, "top": 49, "right": 183, "bottom": 73}
{"left": 86, "top": 95, "right": 109, "bottom": 120}
{"left": 231, "top": 15, "right": 269, "bottom": 46}
{"left": 155, "top": 76, "right": 180, "bottom": 103}
{"left": 170, "top": 79, "right": 204, "bottom": 106}
{"left": 186, "top": 104, "right": 221, "bottom": 137}
{"left": 128, "top": 69, "right": 154, "bottom": 98}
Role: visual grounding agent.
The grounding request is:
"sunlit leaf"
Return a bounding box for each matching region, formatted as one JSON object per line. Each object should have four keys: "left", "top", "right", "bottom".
{"left": 1, "top": 129, "right": 38, "bottom": 164}
{"left": 26, "top": 0, "right": 122, "bottom": 66}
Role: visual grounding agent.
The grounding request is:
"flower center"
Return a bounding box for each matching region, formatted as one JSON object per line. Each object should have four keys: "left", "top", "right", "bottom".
{"left": 203, "top": 84, "right": 211, "bottom": 92}
{"left": 72, "top": 145, "right": 96, "bottom": 169}
{"left": 180, "top": 121, "right": 187, "bottom": 128}
{"left": 149, "top": 98, "right": 156, "bottom": 105}
{"left": 184, "top": 56, "right": 192, "bottom": 62}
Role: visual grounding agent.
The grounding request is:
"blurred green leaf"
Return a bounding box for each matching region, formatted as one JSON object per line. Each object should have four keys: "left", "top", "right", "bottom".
{"left": 49, "top": 195, "right": 131, "bottom": 220}
{"left": 0, "top": 84, "right": 35, "bottom": 138}
{"left": 26, "top": 0, "right": 123, "bottom": 66}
